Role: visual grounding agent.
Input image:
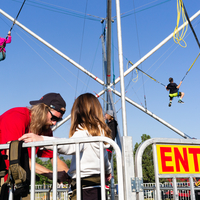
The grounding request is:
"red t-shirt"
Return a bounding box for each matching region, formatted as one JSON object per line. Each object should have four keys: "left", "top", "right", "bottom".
{"left": 0, "top": 107, "right": 53, "bottom": 171}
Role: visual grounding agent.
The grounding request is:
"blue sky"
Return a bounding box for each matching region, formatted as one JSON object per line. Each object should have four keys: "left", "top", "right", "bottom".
{"left": 0, "top": 0, "right": 200, "bottom": 147}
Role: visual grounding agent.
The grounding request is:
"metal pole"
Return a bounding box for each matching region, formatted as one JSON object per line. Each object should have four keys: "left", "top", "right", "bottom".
{"left": 100, "top": 142, "right": 106, "bottom": 200}
{"left": 0, "top": 9, "right": 104, "bottom": 86}
{"left": 189, "top": 176, "right": 195, "bottom": 200}
{"left": 76, "top": 144, "right": 81, "bottom": 200}
{"left": 153, "top": 144, "right": 161, "bottom": 200}
{"left": 101, "top": 33, "right": 107, "bottom": 112}
{"left": 107, "top": 0, "right": 112, "bottom": 86}
{"left": 107, "top": 91, "right": 122, "bottom": 150}
{"left": 111, "top": 10, "right": 200, "bottom": 86}
{"left": 115, "top": 0, "right": 128, "bottom": 137}
{"left": 173, "top": 177, "right": 178, "bottom": 200}
{"left": 111, "top": 88, "right": 188, "bottom": 138}
{"left": 31, "top": 146, "right": 36, "bottom": 200}
{"left": 122, "top": 136, "right": 135, "bottom": 200}
{"left": 53, "top": 145, "right": 58, "bottom": 200}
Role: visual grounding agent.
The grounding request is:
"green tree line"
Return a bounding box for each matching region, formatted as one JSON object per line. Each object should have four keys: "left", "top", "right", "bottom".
{"left": 35, "top": 156, "right": 71, "bottom": 185}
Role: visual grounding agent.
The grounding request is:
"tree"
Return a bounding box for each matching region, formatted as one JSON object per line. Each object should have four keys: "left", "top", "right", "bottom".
{"left": 35, "top": 156, "right": 71, "bottom": 185}
{"left": 35, "top": 157, "right": 52, "bottom": 185}
{"left": 133, "top": 134, "right": 155, "bottom": 183}
{"left": 112, "top": 153, "right": 117, "bottom": 183}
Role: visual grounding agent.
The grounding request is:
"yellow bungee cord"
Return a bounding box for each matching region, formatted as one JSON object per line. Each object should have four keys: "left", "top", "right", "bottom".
{"left": 173, "top": 0, "right": 188, "bottom": 48}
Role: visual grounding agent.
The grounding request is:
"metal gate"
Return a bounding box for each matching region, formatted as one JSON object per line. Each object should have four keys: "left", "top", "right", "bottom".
{"left": 135, "top": 138, "right": 200, "bottom": 200}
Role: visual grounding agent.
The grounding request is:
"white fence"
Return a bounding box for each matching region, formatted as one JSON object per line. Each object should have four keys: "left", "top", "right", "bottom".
{"left": 0, "top": 136, "right": 124, "bottom": 200}
{"left": 135, "top": 138, "right": 200, "bottom": 200}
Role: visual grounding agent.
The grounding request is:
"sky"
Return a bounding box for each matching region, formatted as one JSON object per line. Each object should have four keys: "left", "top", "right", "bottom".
{"left": 0, "top": 0, "right": 200, "bottom": 148}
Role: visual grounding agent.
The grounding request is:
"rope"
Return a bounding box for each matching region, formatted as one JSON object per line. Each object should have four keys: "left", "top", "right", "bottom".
{"left": 8, "top": 0, "right": 27, "bottom": 36}
{"left": 113, "top": 0, "right": 171, "bottom": 19}
{"left": 127, "top": 61, "right": 138, "bottom": 83}
{"left": 136, "top": 67, "right": 165, "bottom": 87}
{"left": 129, "top": 61, "right": 166, "bottom": 87}
{"left": 181, "top": 2, "right": 200, "bottom": 49}
{"left": 173, "top": 0, "right": 188, "bottom": 48}
{"left": 12, "top": 0, "right": 101, "bottom": 21}
{"left": 74, "top": 0, "right": 88, "bottom": 99}
{"left": 1, "top": 0, "right": 26, "bottom": 52}
{"left": 129, "top": 52, "right": 199, "bottom": 88}
{"left": 181, "top": 52, "right": 200, "bottom": 81}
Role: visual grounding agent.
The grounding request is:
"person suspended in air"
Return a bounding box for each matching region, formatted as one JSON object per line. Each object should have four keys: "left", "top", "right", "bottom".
{"left": 0, "top": 31, "right": 12, "bottom": 61}
{"left": 165, "top": 77, "right": 185, "bottom": 107}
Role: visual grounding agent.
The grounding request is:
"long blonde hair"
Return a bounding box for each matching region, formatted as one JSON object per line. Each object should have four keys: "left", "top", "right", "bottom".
{"left": 69, "top": 93, "right": 111, "bottom": 138}
{"left": 29, "top": 103, "right": 50, "bottom": 135}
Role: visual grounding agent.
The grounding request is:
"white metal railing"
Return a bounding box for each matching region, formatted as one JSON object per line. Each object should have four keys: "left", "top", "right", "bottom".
{"left": 34, "top": 188, "right": 68, "bottom": 200}
{"left": 135, "top": 138, "right": 200, "bottom": 200}
{"left": 0, "top": 136, "right": 124, "bottom": 200}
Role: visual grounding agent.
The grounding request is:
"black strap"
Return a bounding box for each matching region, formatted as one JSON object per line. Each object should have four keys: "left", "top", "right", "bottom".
{"left": 182, "top": 1, "right": 200, "bottom": 49}
{"left": 0, "top": 184, "right": 9, "bottom": 200}
{"left": 3, "top": 140, "right": 30, "bottom": 198}
{"left": 7, "top": 0, "right": 27, "bottom": 36}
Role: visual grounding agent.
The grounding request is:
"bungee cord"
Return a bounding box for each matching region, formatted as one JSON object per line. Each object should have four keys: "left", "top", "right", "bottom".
{"left": 173, "top": 0, "right": 188, "bottom": 48}
{"left": 9, "top": 0, "right": 27, "bottom": 34}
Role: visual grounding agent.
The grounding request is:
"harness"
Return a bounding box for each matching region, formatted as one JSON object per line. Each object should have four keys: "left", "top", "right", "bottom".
{"left": 0, "top": 140, "right": 30, "bottom": 199}
{"left": 0, "top": 43, "right": 6, "bottom": 61}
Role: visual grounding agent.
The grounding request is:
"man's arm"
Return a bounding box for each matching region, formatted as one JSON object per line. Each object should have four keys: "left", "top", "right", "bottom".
{"left": 165, "top": 86, "right": 169, "bottom": 91}
{"left": 50, "top": 156, "right": 71, "bottom": 183}
{"left": 29, "top": 157, "right": 69, "bottom": 182}
{"left": 50, "top": 156, "right": 69, "bottom": 173}
{"left": 29, "top": 158, "right": 53, "bottom": 180}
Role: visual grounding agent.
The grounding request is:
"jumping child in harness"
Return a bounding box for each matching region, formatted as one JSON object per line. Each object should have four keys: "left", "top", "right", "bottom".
{"left": 0, "top": 31, "right": 12, "bottom": 61}
{"left": 165, "top": 77, "right": 185, "bottom": 107}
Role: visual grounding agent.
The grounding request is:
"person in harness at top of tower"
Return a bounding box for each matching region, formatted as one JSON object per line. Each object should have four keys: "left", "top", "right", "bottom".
{"left": 0, "top": 31, "right": 12, "bottom": 61}
{"left": 165, "top": 77, "right": 185, "bottom": 107}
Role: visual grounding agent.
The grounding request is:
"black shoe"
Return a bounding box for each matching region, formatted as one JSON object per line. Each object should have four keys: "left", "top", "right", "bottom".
{"left": 178, "top": 100, "right": 184, "bottom": 104}
{"left": 168, "top": 102, "right": 172, "bottom": 107}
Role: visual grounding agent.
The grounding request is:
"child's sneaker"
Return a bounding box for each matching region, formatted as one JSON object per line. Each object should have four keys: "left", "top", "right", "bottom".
{"left": 178, "top": 100, "right": 184, "bottom": 104}
{"left": 168, "top": 102, "right": 172, "bottom": 107}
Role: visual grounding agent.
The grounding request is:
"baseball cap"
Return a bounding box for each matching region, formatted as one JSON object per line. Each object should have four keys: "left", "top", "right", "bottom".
{"left": 106, "top": 110, "right": 114, "bottom": 117}
{"left": 30, "top": 93, "right": 66, "bottom": 115}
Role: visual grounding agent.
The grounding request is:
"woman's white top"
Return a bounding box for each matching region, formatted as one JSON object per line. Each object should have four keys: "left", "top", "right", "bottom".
{"left": 42, "top": 127, "right": 112, "bottom": 179}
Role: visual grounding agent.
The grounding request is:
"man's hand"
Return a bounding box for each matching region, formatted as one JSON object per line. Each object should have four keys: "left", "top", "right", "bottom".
{"left": 18, "top": 133, "right": 43, "bottom": 143}
{"left": 58, "top": 171, "right": 71, "bottom": 184}
{"left": 105, "top": 173, "right": 112, "bottom": 182}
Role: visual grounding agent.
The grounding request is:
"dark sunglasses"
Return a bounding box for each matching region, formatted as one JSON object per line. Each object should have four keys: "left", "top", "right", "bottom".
{"left": 48, "top": 109, "right": 63, "bottom": 122}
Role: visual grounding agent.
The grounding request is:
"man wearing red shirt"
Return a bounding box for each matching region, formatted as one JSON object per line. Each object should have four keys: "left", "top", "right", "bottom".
{"left": 0, "top": 93, "right": 69, "bottom": 182}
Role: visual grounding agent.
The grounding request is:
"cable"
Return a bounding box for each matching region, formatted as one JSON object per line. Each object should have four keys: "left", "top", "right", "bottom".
{"left": 12, "top": 0, "right": 101, "bottom": 21}
{"left": 181, "top": 52, "right": 200, "bottom": 81}
{"left": 133, "top": 65, "right": 166, "bottom": 87}
{"left": 181, "top": 1, "right": 200, "bottom": 49}
{"left": 1, "top": 0, "right": 26, "bottom": 52}
{"left": 112, "top": 0, "right": 171, "bottom": 19}
{"left": 9, "top": 0, "right": 27, "bottom": 34}
{"left": 74, "top": 0, "right": 88, "bottom": 99}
